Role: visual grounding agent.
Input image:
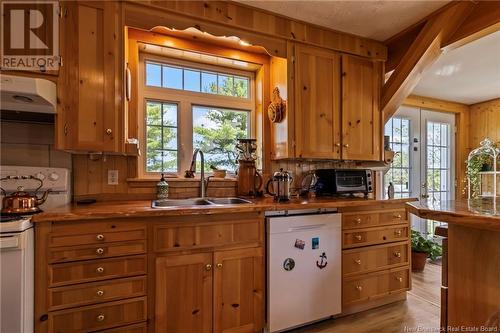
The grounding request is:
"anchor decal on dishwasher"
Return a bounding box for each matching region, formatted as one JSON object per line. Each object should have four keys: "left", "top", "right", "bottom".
{"left": 316, "top": 252, "right": 327, "bottom": 269}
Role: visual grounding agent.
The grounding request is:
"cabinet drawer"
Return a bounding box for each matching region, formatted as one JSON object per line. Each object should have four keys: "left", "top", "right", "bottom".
{"left": 49, "top": 240, "right": 147, "bottom": 263}
{"left": 154, "top": 219, "right": 261, "bottom": 251}
{"left": 49, "top": 255, "right": 147, "bottom": 287}
{"left": 97, "top": 323, "right": 147, "bottom": 333}
{"left": 49, "top": 297, "right": 147, "bottom": 333}
{"left": 49, "top": 228, "right": 146, "bottom": 248}
{"left": 343, "top": 225, "right": 408, "bottom": 249}
{"left": 343, "top": 241, "right": 409, "bottom": 276}
{"left": 343, "top": 209, "right": 407, "bottom": 230}
{"left": 343, "top": 267, "right": 409, "bottom": 306}
{"left": 49, "top": 276, "right": 147, "bottom": 311}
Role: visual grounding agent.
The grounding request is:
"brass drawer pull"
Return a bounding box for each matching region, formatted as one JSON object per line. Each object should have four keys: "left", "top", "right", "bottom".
{"left": 96, "top": 314, "right": 105, "bottom": 322}
{"left": 395, "top": 276, "right": 403, "bottom": 282}
{"left": 393, "top": 251, "right": 401, "bottom": 258}
{"left": 394, "top": 214, "right": 402, "bottom": 219}
{"left": 96, "top": 267, "right": 104, "bottom": 273}
{"left": 105, "top": 128, "right": 112, "bottom": 135}
{"left": 205, "top": 264, "right": 212, "bottom": 271}
{"left": 96, "top": 290, "right": 104, "bottom": 297}
{"left": 394, "top": 230, "right": 402, "bottom": 236}
{"left": 96, "top": 234, "right": 105, "bottom": 241}
{"left": 354, "top": 259, "right": 361, "bottom": 265}
{"left": 216, "top": 263, "right": 223, "bottom": 269}
{"left": 355, "top": 217, "right": 362, "bottom": 224}
{"left": 354, "top": 235, "right": 362, "bottom": 241}
{"left": 96, "top": 248, "right": 104, "bottom": 255}
{"left": 355, "top": 285, "right": 362, "bottom": 291}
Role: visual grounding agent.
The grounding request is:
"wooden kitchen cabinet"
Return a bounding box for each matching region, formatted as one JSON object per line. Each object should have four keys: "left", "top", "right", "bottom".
{"left": 294, "top": 44, "right": 341, "bottom": 159}
{"left": 155, "top": 253, "right": 213, "bottom": 333}
{"left": 341, "top": 54, "right": 382, "bottom": 161}
{"left": 274, "top": 43, "right": 382, "bottom": 161}
{"left": 57, "top": 1, "right": 123, "bottom": 152}
{"left": 214, "top": 248, "right": 264, "bottom": 333}
{"left": 155, "top": 248, "right": 264, "bottom": 333}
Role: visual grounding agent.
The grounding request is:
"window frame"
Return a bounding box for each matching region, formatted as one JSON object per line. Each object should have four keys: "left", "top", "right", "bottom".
{"left": 138, "top": 52, "right": 256, "bottom": 178}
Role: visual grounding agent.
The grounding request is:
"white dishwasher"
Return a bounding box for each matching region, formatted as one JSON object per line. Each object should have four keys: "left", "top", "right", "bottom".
{"left": 266, "top": 210, "right": 342, "bottom": 332}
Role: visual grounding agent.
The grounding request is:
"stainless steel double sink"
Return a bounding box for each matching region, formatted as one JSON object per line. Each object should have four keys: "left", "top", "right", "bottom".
{"left": 151, "top": 197, "right": 253, "bottom": 208}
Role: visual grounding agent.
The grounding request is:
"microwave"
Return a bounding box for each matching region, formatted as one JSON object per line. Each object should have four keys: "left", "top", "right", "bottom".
{"left": 313, "top": 169, "right": 373, "bottom": 197}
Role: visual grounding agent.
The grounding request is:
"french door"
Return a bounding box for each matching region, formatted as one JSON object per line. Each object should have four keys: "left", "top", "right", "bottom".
{"left": 384, "top": 106, "right": 455, "bottom": 235}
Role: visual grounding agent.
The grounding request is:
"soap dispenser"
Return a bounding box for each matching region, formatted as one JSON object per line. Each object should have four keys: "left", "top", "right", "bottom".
{"left": 156, "top": 173, "right": 169, "bottom": 199}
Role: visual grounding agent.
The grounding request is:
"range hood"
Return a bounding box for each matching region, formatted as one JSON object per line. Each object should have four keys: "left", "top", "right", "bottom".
{"left": 1, "top": 74, "right": 57, "bottom": 114}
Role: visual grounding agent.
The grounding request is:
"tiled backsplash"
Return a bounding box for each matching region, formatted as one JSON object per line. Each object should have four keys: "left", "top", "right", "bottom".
{"left": 0, "top": 121, "right": 71, "bottom": 168}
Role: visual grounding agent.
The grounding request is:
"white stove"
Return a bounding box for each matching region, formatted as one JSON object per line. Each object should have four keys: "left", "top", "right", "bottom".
{"left": 0, "top": 166, "right": 71, "bottom": 333}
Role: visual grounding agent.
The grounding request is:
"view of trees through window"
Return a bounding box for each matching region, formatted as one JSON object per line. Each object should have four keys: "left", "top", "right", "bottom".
{"left": 384, "top": 117, "right": 411, "bottom": 198}
{"left": 144, "top": 59, "right": 251, "bottom": 174}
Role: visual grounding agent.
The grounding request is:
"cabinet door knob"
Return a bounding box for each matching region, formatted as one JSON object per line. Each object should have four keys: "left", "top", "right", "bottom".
{"left": 354, "top": 235, "right": 362, "bottom": 241}
{"left": 394, "top": 230, "right": 402, "bottom": 236}
{"left": 105, "top": 128, "right": 112, "bottom": 135}
{"left": 96, "top": 290, "right": 104, "bottom": 297}
{"left": 96, "top": 267, "right": 104, "bottom": 273}
{"left": 335, "top": 143, "right": 341, "bottom": 147}
{"left": 205, "top": 264, "right": 212, "bottom": 271}
{"left": 394, "top": 214, "right": 402, "bottom": 219}
{"left": 354, "top": 259, "right": 361, "bottom": 265}
{"left": 96, "top": 234, "right": 105, "bottom": 241}
{"left": 96, "top": 314, "right": 105, "bottom": 322}
{"left": 355, "top": 285, "right": 363, "bottom": 291}
{"left": 343, "top": 144, "right": 349, "bottom": 148}
{"left": 216, "top": 263, "right": 223, "bottom": 269}
{"left": 396, "top": 276, "right": 403, "bottom": 282}
{"left": 96, "top": 248, "right": 104, "bottom": 255}
{"left": 355, "top": 217, "right": 362, "bottom": 224}
{"left": 393, "top": 251, "right": 401, "bottom": 258}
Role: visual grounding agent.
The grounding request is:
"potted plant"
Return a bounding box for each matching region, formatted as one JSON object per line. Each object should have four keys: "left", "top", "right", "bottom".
{"left": 466, "top": 153, "right": 491, "bottom": 197}
{"left": 411, "top": 230, "right": 442, "bottom": 271}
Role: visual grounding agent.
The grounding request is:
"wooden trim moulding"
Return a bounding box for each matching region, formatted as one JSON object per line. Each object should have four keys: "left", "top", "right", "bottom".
{"left": 123, "top": 0, "right": 387, "bottom": 61}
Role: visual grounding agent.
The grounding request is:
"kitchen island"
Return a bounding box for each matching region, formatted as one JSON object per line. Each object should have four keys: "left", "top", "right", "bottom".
{"left": 406, "top": 198, "right": 500, "bottom": 331}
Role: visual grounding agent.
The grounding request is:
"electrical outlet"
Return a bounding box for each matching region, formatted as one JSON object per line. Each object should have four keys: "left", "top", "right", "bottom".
{"left": 108, "top": 170, "right": 119, "bottom": 185}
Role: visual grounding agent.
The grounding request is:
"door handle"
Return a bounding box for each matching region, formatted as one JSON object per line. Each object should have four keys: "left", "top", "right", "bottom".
{"left": 288, "top": 224, "right": 326, "bottom": 232}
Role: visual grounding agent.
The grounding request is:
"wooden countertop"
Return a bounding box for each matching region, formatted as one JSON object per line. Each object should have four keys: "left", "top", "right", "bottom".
{"left": 31, "top": 197, "right": 415, "bottom": 223}
{"left": 406, "top": 198, "right": 500, "bottom": 231}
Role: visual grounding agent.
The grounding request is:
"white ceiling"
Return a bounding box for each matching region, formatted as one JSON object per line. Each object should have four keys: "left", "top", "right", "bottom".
{"left": 413, "top": 31, "right": 500, "bottom": 105}
{"left": 234, "top": 0, "right": 450, "bottom": 41}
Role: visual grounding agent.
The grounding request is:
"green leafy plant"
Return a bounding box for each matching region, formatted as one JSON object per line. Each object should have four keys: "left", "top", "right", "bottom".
{"left": 466, "top": 154, "right": 491, "bottom": 197}
{"left": 411, "top": 230, "right": 442, "bottom": 261}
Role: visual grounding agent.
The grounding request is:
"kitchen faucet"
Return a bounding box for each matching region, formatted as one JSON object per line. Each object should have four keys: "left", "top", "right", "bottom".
{"left": 190, "top": 149, "right": 206, "bottom": 198}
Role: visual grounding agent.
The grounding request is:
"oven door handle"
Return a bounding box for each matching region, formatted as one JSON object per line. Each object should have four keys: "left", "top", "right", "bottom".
{"left": 0, "top": 235, "right": 20, "bottom": 250}
{"left": 288, "top": 224, "right": 327, "bottom": 232}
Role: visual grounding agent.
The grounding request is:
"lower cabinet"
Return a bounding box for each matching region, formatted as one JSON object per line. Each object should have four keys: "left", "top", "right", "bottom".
{"left": 155, "top": 248, "right": 264, "bottom": 333}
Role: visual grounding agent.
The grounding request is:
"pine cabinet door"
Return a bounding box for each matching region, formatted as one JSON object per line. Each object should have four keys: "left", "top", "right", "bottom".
{"left": 57, "top": 1, "right": 122, "bottom": 152}
{"left": 155, "top": 253, "right": 213, "bottom": 333}
{"left": 213, "top": 247, "right": 264, "bottom": 333}
{"left": 341, "top": 54, "right": 382, "bottom": 161}
{"left": 294, "top": 44, "right": 341, "bottom": 159}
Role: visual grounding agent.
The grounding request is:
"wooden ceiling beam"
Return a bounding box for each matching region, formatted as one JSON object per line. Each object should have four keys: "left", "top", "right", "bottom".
{"left": 381, "top": 1, "right": 475, "bottom": 122}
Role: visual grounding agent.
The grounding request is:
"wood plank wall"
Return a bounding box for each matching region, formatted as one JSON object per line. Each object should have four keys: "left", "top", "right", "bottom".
{"left": 468, "top": 98, "right": 500, "bottom": 148}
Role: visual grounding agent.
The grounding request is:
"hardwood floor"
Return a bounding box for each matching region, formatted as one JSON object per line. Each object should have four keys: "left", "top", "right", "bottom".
{"left": 291, "top": 261, "right": 442, "bottom": 333}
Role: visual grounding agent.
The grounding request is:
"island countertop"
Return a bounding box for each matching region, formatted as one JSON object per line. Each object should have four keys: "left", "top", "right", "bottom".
{"left": 31, "top": 197, "right": 415, "bottom": 223}
{"left": 406, "top": 198, "right": 500, "bottom": 231}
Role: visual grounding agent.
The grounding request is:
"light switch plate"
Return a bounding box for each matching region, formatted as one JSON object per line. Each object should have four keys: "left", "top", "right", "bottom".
{"left": 108, "top": 170, "right": 119, "bottom": 185}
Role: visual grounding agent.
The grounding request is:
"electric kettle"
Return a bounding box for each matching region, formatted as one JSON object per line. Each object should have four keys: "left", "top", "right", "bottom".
{"left": 266, "top": 169, "right": 293, "bottom": 201}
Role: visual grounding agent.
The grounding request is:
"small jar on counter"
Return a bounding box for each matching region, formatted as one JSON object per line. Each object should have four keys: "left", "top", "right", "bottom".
{"left": 156, "top": 173, "right": 169, "bottom": 199}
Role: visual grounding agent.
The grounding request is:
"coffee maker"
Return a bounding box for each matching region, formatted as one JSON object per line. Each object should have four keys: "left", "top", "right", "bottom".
{"left": 236, "top": 139, "right": 263, "bottom": 197}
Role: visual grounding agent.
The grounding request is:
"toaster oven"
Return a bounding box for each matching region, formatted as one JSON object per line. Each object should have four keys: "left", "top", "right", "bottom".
{"left": 313, "top": 169, "right": 373, "bottom": 197}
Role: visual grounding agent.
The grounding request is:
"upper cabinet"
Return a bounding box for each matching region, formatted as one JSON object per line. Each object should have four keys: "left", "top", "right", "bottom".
{"left": 341, "top": 54, "right": 382, "bottom": 161}
{"left": 294, "top": 44, "right": 341, "bottom": 159}
{"left": 272, "top": 43, "right": 382, "bottom": 161}
{"left": 57, "top": 1, "right": 123, "bottom": 152}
